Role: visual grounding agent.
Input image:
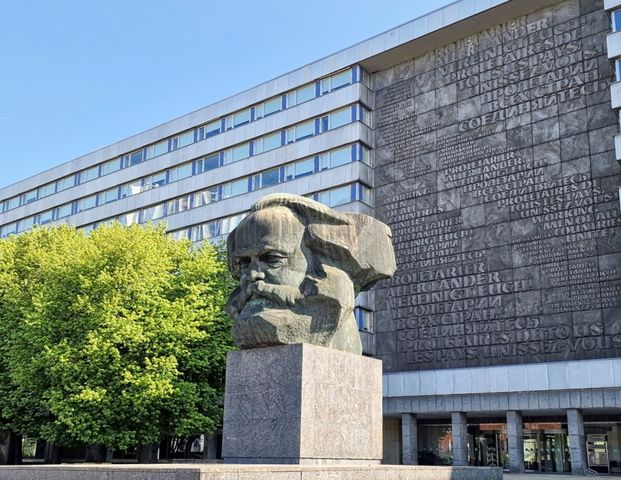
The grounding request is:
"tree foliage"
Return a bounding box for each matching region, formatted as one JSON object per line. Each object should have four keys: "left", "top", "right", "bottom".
{"left": 0, "top": 223, "right": 235, "bottom": 450}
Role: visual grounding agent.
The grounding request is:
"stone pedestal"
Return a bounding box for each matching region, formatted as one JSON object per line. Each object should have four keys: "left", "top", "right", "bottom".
{"left": 222, "top": 343, "right": 382, "bottom": 464}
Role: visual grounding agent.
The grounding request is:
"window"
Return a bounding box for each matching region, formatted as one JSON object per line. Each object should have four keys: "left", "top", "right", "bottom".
{"left": 320, "top": 145, "right": 350, "bottom": 170}
{"left": 21, "top": 189, "right": 38, "bottom": 205}
{"left": 169, "top": 163, "right": 192, "bottom": 182}
{"left": 286, "top": 84, "right": 315, "bottom": 107}
{"left": 256, "top": 97, "right": 282, "bottom": 118}
{"left": 321, "top": 69, "right": 351, "bottom": 93}
{"left": 285, "top": 157, "right": 314, "bottom": 180}
{"left": 57, "top": 175, "right": 76, "bottom": 192}
{"left": 617, "top": 60, "right": 621, "bottom": 82}
{"left": 171, "top": 130, "right": 194, "bottom": 150}
{"left": 17, "top": 216, "right": 35, "bottom": 233}
{"left": 166, "top": 195, "right": 191, "bottom": 215}
{"left": 355, "top": 308, "right": 373, "bottom": 332}
{"left": 4, "top": 196, "right": 19, "bottom": 212}
{"left": 224, "top": 143, "right": 250, "bottom": 164}
{"left": 101, "top": 158, "right": 121, "bottom": 175}
{"left": 221, "top": 213, "right": 246, "bottom": 235}
{"left": 98, "top": 187, "right": 119, "bottom": 205}
{"left": 613, "top": 9, "right": 621, "bottom": 31}
{"left": 140, "top": 204, "right": 164, "bottom": 223}
{"left": 170, "top": 229, "right": 189, "bottom": 241}
{"left": 198, "top": 120, "right": 220, "bottom": 140}
{"left": 360, "top": 144, "right": 372, "bottom": 166}
{"left": 262, "top": 169, "right": 279, "bottom": 188}
{"left": 196, "top": 154, "right": 219, "bottom": 174}
{"left": 38, "top": 182, "right": 56, "bottom": 198}
{"left": 144, "top": 171, "right": 167, "bottom": 190}
{"left": 39, "top": 209, "right": 54, "bottom": 225}
{"left": 57, "top": 203, "right": 72, "bottom": 219}
{"left": 223, "top": 178, "right": 248, "bottom": 198}
{"left": 287, "top": 120, "right": 314, "bottom": 143}
{"left": 226, "top": 109, "right": 251, "bottom": 129}
{"left": 329, "top": 185, "right": 351, "bottom": 207}
{"left": 358, "top": 184, "right": 373, "bottom": 205}
{"left": 122, "top": 149, "right": 144, "bottom": 168}
{"left": 118, "top": 212, "right": 139, "bottom": 226}
{"left": 120, "top": 180, "right": 143, "bottom": 198}
{"left": 328, "top": 108, "right": 351, "bottom": 130}
{"left": 146, "top": 139, "right": 169, "bottom": 159}
{"left": 359, "top": 106, "right": 372, "bottom": 127}
{"left": 79, "top": 166, "right": 99, "bottom": 183}
{"left": 254, "top": 131, "right": 281, "bottom": 154}
{"left": 0, "top": 222, "right": 17, "bottom": 237}
{"left": 76, "top": 195, "right": 97, "bottom": 213}
{"left": 193, "top": 187, "right": 218, "bottom": 207}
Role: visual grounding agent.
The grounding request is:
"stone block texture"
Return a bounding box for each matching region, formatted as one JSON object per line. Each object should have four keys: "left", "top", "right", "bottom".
{"left": 222, "top": 343, "right": 383, "bottom": 464}
{"left": 372, "top": 0, "right": 621, "bottom": 373}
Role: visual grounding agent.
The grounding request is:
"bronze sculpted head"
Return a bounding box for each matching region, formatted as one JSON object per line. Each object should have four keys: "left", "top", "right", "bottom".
{"left": 226, "top": 193, "right": 396, "bottom": 354}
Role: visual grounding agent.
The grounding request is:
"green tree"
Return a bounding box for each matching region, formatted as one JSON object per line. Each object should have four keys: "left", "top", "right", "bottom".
{"left": 0, "top": 223, "right": 234, "bottom": 454}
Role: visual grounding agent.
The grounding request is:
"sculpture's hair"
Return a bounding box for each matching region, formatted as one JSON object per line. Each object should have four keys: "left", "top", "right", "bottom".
{"left": 228, "top": 193, "right": 396, "bottom": 293}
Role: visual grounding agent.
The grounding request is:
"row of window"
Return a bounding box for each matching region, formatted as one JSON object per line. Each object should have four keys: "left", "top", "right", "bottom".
{"left": 0, "top": 105, "right": 371, "bottom": 233}
{"left": 167, "top": 182, "right": 373, "bottom": 243}
{"left": 1, "top": 66, "right": 368, "bottom": 214}
{"left": 612, "top": 9, "right": 621, "bottom": 32}
{"left": 0, "top": 143, "right": 371, "bottom": 238}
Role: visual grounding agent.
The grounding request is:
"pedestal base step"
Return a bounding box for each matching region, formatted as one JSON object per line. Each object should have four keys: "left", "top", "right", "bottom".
{"left": 0, "top": 464, "right": 503, "bottom": 480}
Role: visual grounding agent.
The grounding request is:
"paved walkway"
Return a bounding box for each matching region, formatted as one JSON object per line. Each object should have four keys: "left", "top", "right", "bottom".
{"left": 506, "top": 475, "right": 612, "bottom": 479}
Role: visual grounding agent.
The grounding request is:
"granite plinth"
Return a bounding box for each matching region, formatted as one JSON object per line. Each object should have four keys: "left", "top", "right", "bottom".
{"left": 222, "top": 343, "right": 382, "bottom": 464}
{"left": 0, "top": 464, "right": 503, "bottom": 480}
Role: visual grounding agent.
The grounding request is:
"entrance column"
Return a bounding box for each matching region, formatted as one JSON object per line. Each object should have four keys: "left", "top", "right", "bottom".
{"left": 452, "top": 412, "right": 468, "bottom": 466}
{"left": 567, "top": 408, "right": 588, "bottom": 475}
{"left": 401, "top": 413, "right": 418, "bottom": 465}
{"left": 507, "top": 410, "right": 525, "bottom": 473}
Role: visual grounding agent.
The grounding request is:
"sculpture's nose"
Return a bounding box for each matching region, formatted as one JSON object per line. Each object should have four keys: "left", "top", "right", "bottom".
{"left": 249, "top": 269, "right": 265, "bottom": 281}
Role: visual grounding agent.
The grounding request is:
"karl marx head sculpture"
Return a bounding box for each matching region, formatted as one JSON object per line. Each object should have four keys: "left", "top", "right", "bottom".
{"left": 226, "top": 193, "right": 396, "bottom": 355}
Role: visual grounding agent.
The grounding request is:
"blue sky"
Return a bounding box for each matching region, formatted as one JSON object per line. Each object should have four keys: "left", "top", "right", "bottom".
{"left": 0, "top": 0, "right": 451, "bottom": 189}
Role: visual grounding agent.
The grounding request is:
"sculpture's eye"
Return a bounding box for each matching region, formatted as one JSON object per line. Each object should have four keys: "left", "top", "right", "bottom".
{"left": 235, "top": 256, "right": 251, "bottom": 271}
{"left": 261, "top": 252, "right": 286, "bottom": 269}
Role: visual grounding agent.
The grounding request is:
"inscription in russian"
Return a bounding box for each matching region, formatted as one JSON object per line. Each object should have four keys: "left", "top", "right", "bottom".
{"left": 374, "top": 1, "right": 621, "bottom": 371}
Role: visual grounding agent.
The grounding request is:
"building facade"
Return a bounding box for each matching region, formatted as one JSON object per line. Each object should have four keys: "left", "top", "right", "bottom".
{"left": 1, "top": 0, "right": 621, "bottom": 473}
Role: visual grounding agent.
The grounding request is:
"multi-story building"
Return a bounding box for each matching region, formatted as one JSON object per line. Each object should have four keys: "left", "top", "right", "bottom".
{"left": 2, "top": 0, "right": 621, "bottom": 474}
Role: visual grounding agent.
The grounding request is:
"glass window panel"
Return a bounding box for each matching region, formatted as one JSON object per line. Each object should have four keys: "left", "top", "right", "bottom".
{"left": 152, "top": 139, "right": 169, "bottom": 158}
{"left": 321, "top": 78, "right": 331, "bottom": 94}
{"left": 22, "top": 189, "right": 38, "bottom": 204}
{"left": 170, "top": 229, "right": 189, "bottom": 241}
{"left": 99, "top": 187, "right": 119, "bottom": 204}
{"left": 140, "top": 204, "right": 164, "bottom": 222}
{"left": 119, "top": 212, "right": 139, "bottom": 226}
{"left": 166, "top": 195, "right": 191, "bottom": 215}
{"left": 39, "top": 209, "right": 54, "bottom": 225}
{"left": 81, "top": 224, "right": 95, "bottom": 234}
{"left": 145, "top": 171, "right": 167, "bottom": 189}
{"left": 57, "top": 203, "right": 72, "bottom": 219}
{"left": 330, "top": 146, "right": 350, "bottom": 167}
{"left": 233, "top": 143, "right": 250, "bottom": 162}
{"left": 101, "top": 158, "right": 121, "bottom": 175}
{"left": 361, "top": 107, "right": 372, "bottom": 126}
{"left": 295, "top": 120, "right": 314, "bottom": 140}
{"left": 199, "top": 120, "right": 221, "bottom": 140}
{"left": 263, "top": 97, "right": 281, "bottom": 116}
{"left": 38, "top": 183, "right": 56, "bottom": 198}
{"left": 168, "top": 163, "right": 192, "bottom": 183}
{"left": 76, "top": 195, "right": 97, "bottom": 213}
{"left": 197, "top": 154, "right": 219, "bottom": 173}
{"left": 129, "top": 150, "right": 144, "bottom": 166}
{"left": 6, "top": 196, "right": 19, "bottom": 211}
{"left": 233, "top": 109, "right": 250, "bottom": 127}
{"left": 285, "top": 164, "right": 295, "bottom": 181}
{"left": 614, "top": 10, "right": 621, "bottom": 31}
{"left": 286, "top": 91, "right": 296, "bottom": 107}
{"left": 361, "top": 145, "right": 372, "bottom": 166}
{"left": 328, "top": 185, "right": 351, "bottom": 207}
{"left": 1, "top": 222, "right": 17, "bottom": 237}
{"left": 230, "top": 178, "right": 248, "bottom": 197}
{"left": 330, "top": 108, "right": 350, "bottom": 129}
{"left": 330, "top": 70, "right": 351, "bottom": 90}
{"left": 178, "top": 130, "right": 194, "bottom": 148}
{"left": 296, "top": 84, "right": 315, "bottom": 104}
{"left": 263, "top": 132, "right": 281, "bottom": 152}
{"left": 80, "top": 166, "right": 99, "bottom": 183}
{"left": 57, "top": 175, "right": 76, "bottom": 192}
{"left": 253, "top": 139, "right": 264, "bottom": 155}
{"left": 261, "top": 169, "right": 279, "bottom": 188}
{"left": 360, "top": 184, "right": 373, "bottom": 205}
{"left": 295, "top": 158, "right": 314, "bottom": 177}
{"left": 17, "top": 216, "right": 35, "bottom": 233}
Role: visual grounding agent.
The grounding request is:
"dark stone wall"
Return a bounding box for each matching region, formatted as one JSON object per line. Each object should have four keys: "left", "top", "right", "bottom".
{"left": 372, "top": 0, "right": 621, "bottom": 372}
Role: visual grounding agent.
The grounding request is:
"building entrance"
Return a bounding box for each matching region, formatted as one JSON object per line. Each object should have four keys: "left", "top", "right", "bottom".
{"left": 523, "top": 423, "right": 570, "bottom": 473}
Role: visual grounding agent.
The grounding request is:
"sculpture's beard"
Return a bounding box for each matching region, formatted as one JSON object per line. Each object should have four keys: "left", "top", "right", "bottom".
{"left": 226, "top": 269, "right": 361, "bottom": 354}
